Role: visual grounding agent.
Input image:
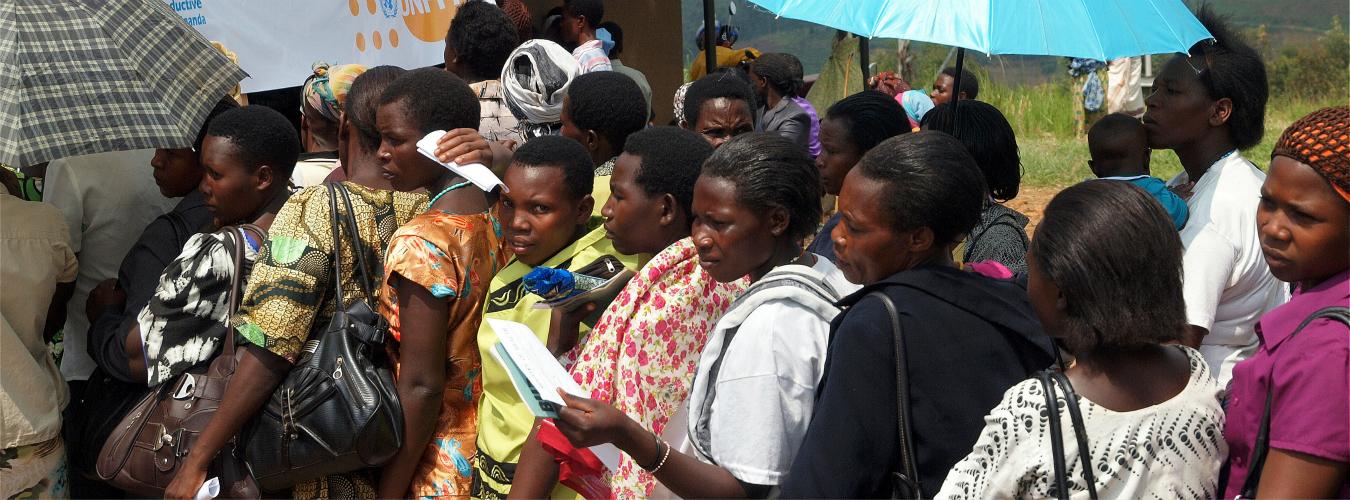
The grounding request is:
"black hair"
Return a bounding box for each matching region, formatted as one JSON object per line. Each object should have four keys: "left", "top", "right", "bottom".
{"left": 205, "top": 106, "right": 301, "bottom": 178}
{"left": 855, "top": 131, "right": 987, "bottom": 245}
{"left": 825, "top": 90, "right": 910, "bottom": 153}
{"left": 920, "top": 100, "right": 1022, "bottom": 201}
{"left": 563, "top": 0, "right": 603, "bottom": 29}
{"left": 447, "top": 0, "right": 519, "bottom": 81}
{"left": 379, "top": 68, "right": 480, "bottom": 135}
{"left": 567, "top": 71, "right": 647, "bottom": 153}
{"left": 623, "top": 126, "right": 714, "bottom": 226}
{"left": 194, "top": 97, "right": 240, "bottom": 154}
{"left": 1191, "top": 5, "right": 1269, "bottom": 150}
{"left": 1032, "top": 181, "right": 1185, "bottom": 353}
{"left": 1088, "top": 113, "right": 1147, "bottom": 166}
{"left": 700, "top": 133, "right": 821, "bottom": 241}
{"left": 940, "top": 66, "right": 979, "bottom": 100}
{"left": 781, "top": 53, "right": 807, "bottom": 98}
{"left": 511, "top": 135, "right": 594, "bottom": 201}
{"left": 346, "top": 65, "right": 407, "bottom": 151}
{"left": 749, "top": 53, "right": 800, "bottom": 98}
{"left": 683, "top": 72, "right": 756, "bottom": 126}
{"left": 598, "top": 21, "right": 623, "bottom": 58}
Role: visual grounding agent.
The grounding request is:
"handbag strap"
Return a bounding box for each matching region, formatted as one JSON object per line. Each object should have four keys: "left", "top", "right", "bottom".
{"left": 336, "top": 183, "right": 377, "bottom": 302}
{"left": 1039, "top": 371, "right": 1070, "bottom": 500}
{"left": 1240, "top": 306, "right": 1350, "bottom": 498}
{"left": 1039, "top": 370, "right": 1099, "bottom": 500}
{"left": 325, "top": 183, "right": 348, "bottom": 310}
{"left": 868, "top": 291, "right": 921, "bottom": 498}
{"left": 221, "top": 223, "right": 264, "bottom": 361}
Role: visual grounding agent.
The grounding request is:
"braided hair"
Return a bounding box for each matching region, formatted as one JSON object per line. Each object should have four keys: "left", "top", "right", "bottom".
{"left": 825, "top": 90, "right": 910, "bottom": 153}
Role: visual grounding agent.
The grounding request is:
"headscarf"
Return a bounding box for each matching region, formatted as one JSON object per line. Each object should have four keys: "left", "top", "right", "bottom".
{"left": 499, "top": 0, "right": 534, "bottom": 39}
{"left": 501, "top": 39, "right": 578, "bottom": 140}
{"left": 1273, "top": 106, "right": 1350, "bottom": 202}
{"left": 672, "top": 81, "right": 693, "bottom": 125}
{"left": 898, "top": 90, "right": 934, "bottom": 130}
{"left": 302, "top": 62, "right": 368, "bottom": 123}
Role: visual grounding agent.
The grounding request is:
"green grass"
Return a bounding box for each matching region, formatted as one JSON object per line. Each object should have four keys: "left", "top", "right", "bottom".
{"left": 980, "top": 81, "right": 1342, "bottom": 189}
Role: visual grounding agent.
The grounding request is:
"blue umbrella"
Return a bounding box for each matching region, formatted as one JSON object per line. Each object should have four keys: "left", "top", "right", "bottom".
{"left": 747, "top": 0, "right": 1210, "bottom": 136}
{"left": 747, "top": 0, "right": 1211, "bottom": 61}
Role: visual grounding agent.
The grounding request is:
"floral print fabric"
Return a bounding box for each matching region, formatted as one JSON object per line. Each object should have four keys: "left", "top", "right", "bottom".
{"left": 380, "top": 211, "right": 507, "bottom": 498}
{"left": 562, "top": 238, "right": 748, "bottom": 498}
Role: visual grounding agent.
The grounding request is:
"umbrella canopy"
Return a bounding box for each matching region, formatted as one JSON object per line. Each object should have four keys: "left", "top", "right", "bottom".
{"left": 0, "top": 0, "right": 248, "bottom": 167}
{"left": 747, "top": 0, "right": 1212, "bottom": 61}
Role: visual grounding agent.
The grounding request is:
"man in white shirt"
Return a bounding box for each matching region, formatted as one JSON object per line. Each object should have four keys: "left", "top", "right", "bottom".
{"left": 43, "top": 149, "right": 177, "bottom": 385}
{"left": 1168, "top": 152, "right": 1289, "bottom": 385}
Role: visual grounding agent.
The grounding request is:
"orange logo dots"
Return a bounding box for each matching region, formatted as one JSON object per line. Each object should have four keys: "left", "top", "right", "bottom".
{"left": 356, "top": 32, "right": 366, "bottom": 52}
{"left": 401, "top": 0, "right": 458, "bottom": 43}
{"left": 366, "top": 0, "right": 377, "bottom": 15}
{"left": 373, "top": 30, "right": 383, "bottom": 49}
{"left": 348, "top": 0, "right": 359, "bottom": 16}
{"left": 388, "top": 29, "right": 400, "bottom": 48}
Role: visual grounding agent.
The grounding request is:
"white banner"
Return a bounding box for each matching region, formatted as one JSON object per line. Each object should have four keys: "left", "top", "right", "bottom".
{"left": 165, "top": 0, "right": 475, "bottom": 93}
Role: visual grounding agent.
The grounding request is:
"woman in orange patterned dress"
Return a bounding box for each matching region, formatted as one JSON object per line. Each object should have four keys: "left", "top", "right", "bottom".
{"left": 373, "top": 69, "right": 507, "bottom": 499}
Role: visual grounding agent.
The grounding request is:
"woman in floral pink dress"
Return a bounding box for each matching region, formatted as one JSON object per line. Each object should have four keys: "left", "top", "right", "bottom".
{"left": 510, "top": 127, "right": 747, "bottom": 498}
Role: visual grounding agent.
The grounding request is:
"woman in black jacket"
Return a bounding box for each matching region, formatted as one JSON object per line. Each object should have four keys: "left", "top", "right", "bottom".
{"left": 778, "top": 131, "right": 1056, "bottom": 498}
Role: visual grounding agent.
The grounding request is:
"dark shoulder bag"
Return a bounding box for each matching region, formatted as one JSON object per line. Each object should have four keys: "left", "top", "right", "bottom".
{"left": 869, "top": 291, "right": 923, "bottom": 499}
{"left": 1225, "top": 306, "right": 1350, "bottom": 499}
{"left": 244, "top": 182, "right": 403, "bottom": 492}
{"left": 1039, "top": 369, "right": 1099, "bottom": 500}
{"left": 95, "top": 225, "right": 264, "bottom": 498}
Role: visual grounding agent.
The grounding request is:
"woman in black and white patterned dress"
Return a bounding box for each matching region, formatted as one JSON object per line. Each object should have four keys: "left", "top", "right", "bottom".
{"left": 938, "top": 181, "right": 1227, "bottom": 499}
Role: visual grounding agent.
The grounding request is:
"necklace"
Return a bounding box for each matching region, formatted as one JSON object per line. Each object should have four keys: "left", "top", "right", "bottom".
{"left": 429, "top": 180, "right": 473, "bottom": 206}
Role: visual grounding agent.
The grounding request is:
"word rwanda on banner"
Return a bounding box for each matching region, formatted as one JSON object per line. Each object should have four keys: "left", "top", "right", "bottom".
{"left": 165, "top": 0, "right": 477, "bottom": 93}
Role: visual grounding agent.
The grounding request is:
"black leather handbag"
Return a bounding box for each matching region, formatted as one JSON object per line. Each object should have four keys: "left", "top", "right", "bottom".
{"left": 244, "top": 183, "right": 403, "bottom": 492}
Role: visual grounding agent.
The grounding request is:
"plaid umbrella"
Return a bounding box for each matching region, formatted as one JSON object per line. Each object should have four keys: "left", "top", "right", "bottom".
{"left": 0, "top": 0, "right": 248, "bottom": 167}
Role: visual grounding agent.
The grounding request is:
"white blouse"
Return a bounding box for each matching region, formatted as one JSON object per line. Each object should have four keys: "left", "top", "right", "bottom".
{"left": 937, "top": 346, "right": 1227, "bottom": 500}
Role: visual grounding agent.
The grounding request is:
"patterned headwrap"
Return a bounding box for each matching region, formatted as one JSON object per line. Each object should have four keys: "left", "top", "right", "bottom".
{"left": 1272, "top": 106, "right": 1350, "bottom": 203}
{"left": 501, "top": 39, "right": 578, "bottom": 140}
{"left": 302, "top": 62, "right": 368, "bottom": 123}
{"left": 673, "top": 81, "right": 693, "bottom": 125}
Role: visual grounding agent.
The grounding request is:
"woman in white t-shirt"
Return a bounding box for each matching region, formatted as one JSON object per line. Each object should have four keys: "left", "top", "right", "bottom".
{"left": 1141, "top": 7, "right": 1286, "bottom": 384}
{"left": 938, "top": 181, "right": 1226, "bottom": 499}
{"left": 543, "top": 133, "right": 858, "bottom": 498}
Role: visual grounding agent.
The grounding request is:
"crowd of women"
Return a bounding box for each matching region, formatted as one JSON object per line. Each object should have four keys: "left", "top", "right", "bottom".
{"left": 2, "top": 0, "right": 1346, "bottom": 498}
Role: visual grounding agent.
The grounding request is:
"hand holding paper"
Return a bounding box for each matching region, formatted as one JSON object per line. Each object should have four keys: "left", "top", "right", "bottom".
{"left": 415, "top": 130, "right": 506, "bottom": 192}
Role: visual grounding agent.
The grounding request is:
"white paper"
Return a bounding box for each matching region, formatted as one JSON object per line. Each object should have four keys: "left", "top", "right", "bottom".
{"left": 416, "top": 130, "right": 507, "bottom": 193}
{"left": 194, "top": 477, "right": 220, "bottom": 500}
{"left": 487, "top": 319, "right": 585, "bottom": 408}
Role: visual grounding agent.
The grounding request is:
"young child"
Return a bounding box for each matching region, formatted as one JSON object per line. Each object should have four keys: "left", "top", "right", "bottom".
{"left": 1089, "top": 112, "right": 1189, "bottom": 230}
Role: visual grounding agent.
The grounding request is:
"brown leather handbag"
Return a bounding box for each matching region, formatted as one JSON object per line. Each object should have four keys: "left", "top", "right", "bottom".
{"left": 95, "top": 225, "right": 263, "bottom": 498}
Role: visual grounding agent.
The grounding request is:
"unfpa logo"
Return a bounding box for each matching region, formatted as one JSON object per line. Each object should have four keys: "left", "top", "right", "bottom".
{"left": 349, "top": 0, "right": 460, "bottom": 52}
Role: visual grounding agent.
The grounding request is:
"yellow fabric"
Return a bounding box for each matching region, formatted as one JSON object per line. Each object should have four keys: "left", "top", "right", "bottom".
{"left": 688, "top": 46, "right": 763, "bottom": 81}
{"left": 591, "top": 174, "right": 611, "bottom": 218}
{"left": 472, "top": 218, "right": 639, "bottom": 499}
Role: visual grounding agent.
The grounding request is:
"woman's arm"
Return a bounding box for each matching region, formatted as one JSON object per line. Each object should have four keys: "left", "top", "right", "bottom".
{"left": 163, "top": 345, "right": 291, "bottom": 499}
{"left": 123, "top": 326, "right": 146, "bottom": 383}
{"left": 505, "top": 421, "right": 562, "bottom": 498}
{"left": 554, "top": 391, "right": 753, "bottom": 498}
{"left": 1255, "top": 448, "right": 1349, "bottom": 498}
{"left": 378, "top": 275, "right": 450, "bottom": 499}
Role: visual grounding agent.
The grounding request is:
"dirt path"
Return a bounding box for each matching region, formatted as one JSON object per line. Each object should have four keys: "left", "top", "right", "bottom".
{"left": 1006, "top": 185, "right": 1062, "bottom": 237}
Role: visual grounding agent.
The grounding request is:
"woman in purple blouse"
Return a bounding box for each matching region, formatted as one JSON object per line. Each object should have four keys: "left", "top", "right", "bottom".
{"left": 1222, "top": 106, "right": 1350, "bottom": 498}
